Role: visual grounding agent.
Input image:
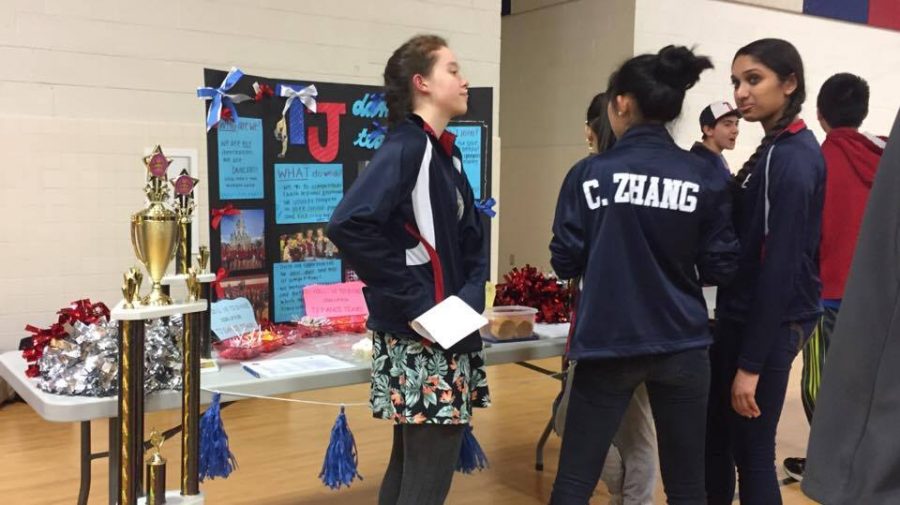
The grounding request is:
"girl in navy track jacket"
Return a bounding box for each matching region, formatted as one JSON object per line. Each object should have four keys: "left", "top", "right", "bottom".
{"left": 548, "top": 46, "right": 739, "bottom": 505}
{"left": 705, "top": 39, "right": 825, "bottom": 505}
{"left": 327, "top": 35, "right": 488, "bottom": 505}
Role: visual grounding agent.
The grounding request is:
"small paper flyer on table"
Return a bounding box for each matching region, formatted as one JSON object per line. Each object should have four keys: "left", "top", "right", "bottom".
{"left": 242, "top": 355, "right": 356, "bottom": 379}
{"left": 409, "top": 296, "right": 488, "bottom": 349}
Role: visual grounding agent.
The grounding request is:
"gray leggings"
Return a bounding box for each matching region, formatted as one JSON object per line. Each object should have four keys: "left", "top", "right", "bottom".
{"left": 378, "top": 424, "right": 465, "bottom": 505}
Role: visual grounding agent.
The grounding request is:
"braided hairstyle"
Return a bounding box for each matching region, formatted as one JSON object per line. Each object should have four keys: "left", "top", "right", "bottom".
{"left": 383, "top": 34, "right": 447, "bottom": 126}
{"left": 732, "top": 39, "right": 806, "bottom": 187}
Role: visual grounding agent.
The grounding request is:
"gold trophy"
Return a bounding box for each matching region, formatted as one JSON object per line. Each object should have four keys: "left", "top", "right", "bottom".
{"left": 197, "top": 245, "right": 210, "bottom": 274}
{"left": 145, "top": 429, "right": 168, "bottom": 505}
{"left": 121, "top": 267, "right": 143, "bottom": 309}
{"left": 131, "top": 146, "right": 179, "bottom": 306}
{"left": 185, "top": 268, "right": 201, "bottom": 302}
{"left": 172, "top": 168, "right": 199, "bottom": 274}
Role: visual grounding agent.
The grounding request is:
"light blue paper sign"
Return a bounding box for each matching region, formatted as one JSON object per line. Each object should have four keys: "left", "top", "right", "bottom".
{"left": 210, "top": 297, "right": 258, "bottom": 339}
{"left": 447, "top": 124, "right": 483, "bottom": 200}
{"left": 218, "top": 117, "right": 264, "bottom": 199}
{"left": 274, "top": 163, "right": 343, "bottom": 224}
{"left": 273, "top": 260, "right": 342, "bottom": 322}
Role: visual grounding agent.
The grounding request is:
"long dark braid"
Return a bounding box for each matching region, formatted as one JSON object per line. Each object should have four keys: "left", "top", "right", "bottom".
{"left": 733, "top": 97, "right": 802, "bottom": 186}
{"left": 732, "top": 39, "right": 806, "bottom": 188}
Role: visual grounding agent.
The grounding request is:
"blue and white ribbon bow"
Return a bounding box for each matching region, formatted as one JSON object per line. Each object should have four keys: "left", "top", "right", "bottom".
{"left": 276, "top": 83, "right": 318, "bottom": 115}
{"left": 276, "top": 84, "right": 318, "bottom": 145}
{"left": 475, "top": 197, "right": 496, "bottom": 218}
{"left": 196, "top": 67, "right": 252, "bottom": 131}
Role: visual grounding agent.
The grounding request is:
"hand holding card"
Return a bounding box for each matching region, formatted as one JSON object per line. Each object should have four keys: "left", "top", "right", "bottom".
{"left": 409, "top": 296, "right": 488, "bottom": 349}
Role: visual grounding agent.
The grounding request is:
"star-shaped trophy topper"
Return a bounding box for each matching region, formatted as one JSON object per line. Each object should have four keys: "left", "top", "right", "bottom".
{"left": 171, "top": 169, "right": 199, "bottom": 197}
{"left": 143, "top": 145, "right": 172, "bottom": 179}
{"left": 171, "top": 168, "right": 199, "bottom": 218}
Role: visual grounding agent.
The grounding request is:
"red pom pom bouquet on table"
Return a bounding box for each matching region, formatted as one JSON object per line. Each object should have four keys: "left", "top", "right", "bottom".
{"left": 486, "top": 265, "right": 572, "bottom": 342}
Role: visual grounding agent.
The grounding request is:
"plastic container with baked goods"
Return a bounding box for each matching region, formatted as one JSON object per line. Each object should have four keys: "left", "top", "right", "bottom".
{"left": 479, "top": 306, "right": 538, "bottom": 342}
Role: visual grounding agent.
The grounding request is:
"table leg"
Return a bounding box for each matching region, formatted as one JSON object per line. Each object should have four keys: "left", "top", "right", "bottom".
{"left": 512, "top": 360, "right": 565, "bottom": 472}
{"left": 109, "top": 417, "right": 119, "bottom": 505}
{"left": 535, "top": 417, "right": 554, "bottom": 471}
{"left": 78, "top": 421, "right": 91, "bottom": 505}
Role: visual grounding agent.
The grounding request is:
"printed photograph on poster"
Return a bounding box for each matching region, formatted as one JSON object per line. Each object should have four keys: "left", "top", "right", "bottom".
{"left": 278, "top": 224, "right": 338, "bottom": 262}
{"left": 220, "top": 209, "right": 266, "bottom": 272}
{"left": 219, "top": 274, "right": 269, "bottom": 323}
{"left": 344, "top": 267, "right": 359, "bottom": 283}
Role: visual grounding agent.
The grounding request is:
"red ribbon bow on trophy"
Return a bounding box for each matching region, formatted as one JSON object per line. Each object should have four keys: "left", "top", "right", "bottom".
{"left": 211, "top": 204, "right": 240, "bottom": 230}
{"left": 212, "top": 267, "right": 228, "bottom": 298}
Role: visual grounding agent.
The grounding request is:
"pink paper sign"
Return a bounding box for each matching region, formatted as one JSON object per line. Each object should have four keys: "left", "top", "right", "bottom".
{"left": 302, "top": 281, "right": 368, "bottom": 318}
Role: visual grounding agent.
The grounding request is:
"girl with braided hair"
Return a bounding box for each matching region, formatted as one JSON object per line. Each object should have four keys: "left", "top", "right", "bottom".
{"left": 705, "top": 38, "right": 825, "bottom": 505}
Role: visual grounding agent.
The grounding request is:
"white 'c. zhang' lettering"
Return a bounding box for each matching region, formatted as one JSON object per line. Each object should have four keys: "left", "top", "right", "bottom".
{"left": 580, "top": 172, "right": 700, "bottom": 214}
{"left": 582, "top": 179, "right": 601, "bottom": 210}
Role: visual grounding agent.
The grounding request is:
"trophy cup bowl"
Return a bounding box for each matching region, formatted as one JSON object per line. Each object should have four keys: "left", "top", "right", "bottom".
{"left": 131, "top": 202, "right": 179, "bottom": 306}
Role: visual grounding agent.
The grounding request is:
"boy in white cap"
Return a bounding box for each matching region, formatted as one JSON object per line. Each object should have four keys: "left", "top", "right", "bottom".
{"left": 690, "top": 101, "right": 741, "bottom": 178}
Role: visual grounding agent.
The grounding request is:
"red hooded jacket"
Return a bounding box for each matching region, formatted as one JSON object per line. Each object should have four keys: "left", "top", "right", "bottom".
{"left": 820, "top": 128, "right": 887, "bottom": 300}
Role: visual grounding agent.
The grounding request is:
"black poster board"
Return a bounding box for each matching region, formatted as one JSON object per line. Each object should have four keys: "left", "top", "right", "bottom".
{"left": 203, "top": 68, "right": 493, "bottom": 323}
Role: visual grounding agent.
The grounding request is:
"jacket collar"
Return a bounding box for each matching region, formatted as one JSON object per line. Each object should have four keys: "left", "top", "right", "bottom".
{"left": 613, "top": 123, "right": 673, "bottom": 148}
{"left": 773, "top": 119, "right": 807, "bottom": 142}
{"left": 409, "top": 114, "right": 456, "bottom": 156}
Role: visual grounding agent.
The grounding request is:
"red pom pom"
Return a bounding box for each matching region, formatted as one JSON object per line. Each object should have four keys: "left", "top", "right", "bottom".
{"left": 22, "top": 299, "right": 109, "bottom": 378}
{"left": 495, "top": 265, "right": 572, "bottom": 323}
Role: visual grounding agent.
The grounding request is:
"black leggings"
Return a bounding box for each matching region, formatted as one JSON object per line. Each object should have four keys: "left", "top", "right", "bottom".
{"left": 705, "top": 319, "right": 814, "bottom": 505}
{"left": 379, "top": 424, "right": 465, "bottom": 505}
{"left": 550, "top": 348, "right": 711, "bottom": 505}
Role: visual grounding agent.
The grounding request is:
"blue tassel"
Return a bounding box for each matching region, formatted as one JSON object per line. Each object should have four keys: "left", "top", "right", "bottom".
{"left": 456, "top": 424, "right": 489, "bottom": 474}
{"left": 199, "top": 393, "right": 238, "bottom": 482}
{"left": 319, "top": 406, "right": 363, "bottom": 489}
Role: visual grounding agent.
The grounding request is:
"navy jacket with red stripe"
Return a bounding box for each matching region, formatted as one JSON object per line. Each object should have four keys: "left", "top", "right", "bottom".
{"left": 716, "top": 120, "right": 825, "bottom": 373}
{"left": 327, "top": 115, "right": 487, "bottom": 352}
{"left": 550, "top": 124, "right": 740, "bottom": 360}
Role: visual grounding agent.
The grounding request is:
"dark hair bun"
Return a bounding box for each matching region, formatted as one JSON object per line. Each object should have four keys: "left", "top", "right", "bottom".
{"left": 654, "top": 45, "right": 712, "bottom": 91}
{"left": 607, "top": 44, "right": 713, "bottom": 123}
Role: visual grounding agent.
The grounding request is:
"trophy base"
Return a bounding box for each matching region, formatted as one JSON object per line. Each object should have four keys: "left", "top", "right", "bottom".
{"left": 138, "top": 491, "right": 204, "bottom": 505}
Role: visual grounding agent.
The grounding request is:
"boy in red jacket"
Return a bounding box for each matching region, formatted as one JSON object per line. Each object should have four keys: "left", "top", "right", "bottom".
{"left": 784, "top": 73, "right": 887, "bottom": 481}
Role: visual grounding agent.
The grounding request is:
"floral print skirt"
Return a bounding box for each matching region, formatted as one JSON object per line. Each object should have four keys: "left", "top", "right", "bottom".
{"left": 369, "top": 332, "right": 491, "bottom": 424}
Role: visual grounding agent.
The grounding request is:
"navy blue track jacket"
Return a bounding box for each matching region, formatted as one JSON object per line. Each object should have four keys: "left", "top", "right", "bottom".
{"left": 550, "top": 124, "right": 740, "bottom": 360}
{"left": 327, "top": 114, "right": 487, "bottom": 353}
{"left": 716, "top": 120, "right": 825, "bottom": 373}
{"left": 690, "top": 142, "right": 732, "bottom": 183}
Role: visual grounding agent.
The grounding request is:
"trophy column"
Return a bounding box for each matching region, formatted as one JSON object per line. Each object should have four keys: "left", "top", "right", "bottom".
{"left": 181, "top": 310, "right": 201, "bottom": 496}
{"left": 116, "top": 318, "right": 146, "bottom": 505}
{"left": 113, "top": 299, "right": 209, "bottom": 505}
